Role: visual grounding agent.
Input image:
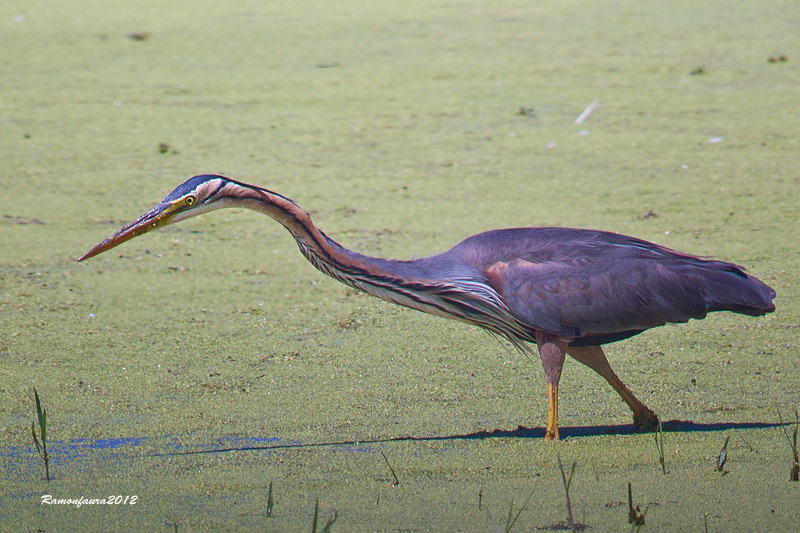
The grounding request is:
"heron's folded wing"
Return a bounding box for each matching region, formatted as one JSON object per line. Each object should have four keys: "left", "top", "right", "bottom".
{"left": 483, "top": 258, "right": 708, "bottom": 337}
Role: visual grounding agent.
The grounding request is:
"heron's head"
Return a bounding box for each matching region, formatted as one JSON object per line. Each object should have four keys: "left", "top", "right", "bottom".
{"left": 78, "top": 174, "right": 233, "bottom": 261}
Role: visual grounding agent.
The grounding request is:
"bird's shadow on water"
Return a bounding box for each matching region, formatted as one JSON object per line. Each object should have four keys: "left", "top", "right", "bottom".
{"left": 476, "top": 419, "right": 784, "bottom": 440}
{"left": 156, "top": 419, "right": 786, "bottom": 457}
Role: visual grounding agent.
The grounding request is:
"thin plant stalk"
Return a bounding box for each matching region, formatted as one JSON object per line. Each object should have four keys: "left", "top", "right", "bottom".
{"left": 654, "top": 420, "right": 666, "bottom": 474}
{"left": 716, "top": 434, "right": 731, "bottom": 472}
{"left": 505, "top": 491, "right": 535, "bottom": 533}
{"left": 485, "top": 488, "right": 536, "bottom": 533}
{"left": 557, "top": 454, "right": 577, "bottom": 532}
{"left": 776, "top": 407, "right": 799, "bottom": 481}
{"left": 312, "top": 497, "right": 337, "bottom": 532}
{"left": 380, "top": 449, "right": 400, "bottom": 486}
{"left": 267, "top": 480, "right": 274, "bottom": 517}
{"left": 31, "top": 388, "right": 49, "bottom": 481}
{"left": 738, "top": 432, "right": 755, "bottom": 452}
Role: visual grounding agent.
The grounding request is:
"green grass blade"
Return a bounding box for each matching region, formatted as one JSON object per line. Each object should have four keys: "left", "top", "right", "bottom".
{"left": 505, "top": 489, "right": 535, "bottom": 533}
{"left": 41, "top": 407, "right": 47, "bottom": 444}
{"left": 267, "top": 480, "right": 273, "bottom": 517}
{"left": 557, "top": 454, "right": 576, "bottom": 530}
{"left": 31, "top": 422, "right": 42, "bottom": 454}
{"left": 566, "top": 462, "right": 577, "bottom": 493}
{"left": 716, "top": 434, "right": 731, "bottom": 471}
{"left": 380, "top": 449, "right": 400, "bottom": 486}
{"left": 34, "top": 388, "right": 43, "bottom": 423}
{"left": 504, "top": 495, "right": 514, "bottom": 532}
{"left": 34, "top": 388, "right": 46, "bottom": 444}
{"left": 655, "top": 420, "right": 666, "bottom": 474}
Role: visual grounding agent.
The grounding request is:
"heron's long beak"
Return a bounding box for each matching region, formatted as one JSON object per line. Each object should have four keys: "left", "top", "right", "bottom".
{"left": 78, "top": 202, "right": 180, "bottom": 261}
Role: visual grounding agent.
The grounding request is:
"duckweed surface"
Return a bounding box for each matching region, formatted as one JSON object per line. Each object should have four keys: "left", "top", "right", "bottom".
{"left": 2, "top": 0, "right": 798, "bottom": 530}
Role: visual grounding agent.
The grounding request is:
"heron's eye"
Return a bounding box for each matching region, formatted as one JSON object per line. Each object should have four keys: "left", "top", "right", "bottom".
{"left": 185, "top": 195, "right": 196, "bottom": 206}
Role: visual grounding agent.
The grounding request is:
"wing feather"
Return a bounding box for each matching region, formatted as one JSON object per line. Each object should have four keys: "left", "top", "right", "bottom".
{"left": 421, "top": 227, "right": 774, "bottom": 343}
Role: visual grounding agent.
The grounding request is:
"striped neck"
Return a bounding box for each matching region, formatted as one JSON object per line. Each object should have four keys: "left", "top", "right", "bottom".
{"left": 195, "top": 177, "right": 537, "bottom": 350}
{"left": 192, "top": 177, "right": 404, "bottom": 288}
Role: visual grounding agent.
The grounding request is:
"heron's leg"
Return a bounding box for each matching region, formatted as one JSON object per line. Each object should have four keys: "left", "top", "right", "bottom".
{"left": 566, "top": 345, "right": 658, "bottom": 430}
{"left": 537, "top": 332, "right": 568, "bottom": 441}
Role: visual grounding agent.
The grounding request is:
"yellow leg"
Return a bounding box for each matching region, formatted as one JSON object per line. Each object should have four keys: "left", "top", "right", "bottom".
{"left": 538, "top": 332, "right": 568, "bottom": 441}
{"left": 546, "top": 382, "right": 560, "bottom": 440}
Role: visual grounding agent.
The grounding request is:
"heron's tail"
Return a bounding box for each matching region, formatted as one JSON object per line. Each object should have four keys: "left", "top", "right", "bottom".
{"left": 701, "top": 262, "right": 776, "bottom": 316}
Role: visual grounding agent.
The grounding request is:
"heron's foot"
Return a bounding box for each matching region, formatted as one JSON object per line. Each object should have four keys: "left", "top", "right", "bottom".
{"left": 633, "top": 410, "right": 660, "bottom": 433}
{"left": 544, "top": 427, "right": 560, "bottom": 441}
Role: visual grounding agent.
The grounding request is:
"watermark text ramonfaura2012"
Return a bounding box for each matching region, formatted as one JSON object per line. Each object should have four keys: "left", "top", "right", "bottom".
{"left": 41, "top": 495, "right": 138, "bottom": 507}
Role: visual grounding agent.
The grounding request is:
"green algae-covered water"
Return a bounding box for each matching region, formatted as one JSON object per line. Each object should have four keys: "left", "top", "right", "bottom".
{"left": 2, "top": 0, "right": 798, "bottom": 530}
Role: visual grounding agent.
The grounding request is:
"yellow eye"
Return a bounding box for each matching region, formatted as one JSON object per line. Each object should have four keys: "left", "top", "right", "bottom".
{"left": 185, "top": 195, "right": 196, "bottom": 206}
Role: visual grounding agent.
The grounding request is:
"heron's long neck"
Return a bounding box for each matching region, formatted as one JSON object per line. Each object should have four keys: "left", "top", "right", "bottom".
{"left": 229, "top": 183, "right": 535, "bottom": 347}
{"left": 236, "top": 185, "right": 413, "bottom": 293}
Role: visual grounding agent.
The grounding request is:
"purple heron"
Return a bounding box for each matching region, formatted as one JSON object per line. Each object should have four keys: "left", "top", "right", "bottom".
{"left": 80, "top": 175, "right": 776, "bottom": 440}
